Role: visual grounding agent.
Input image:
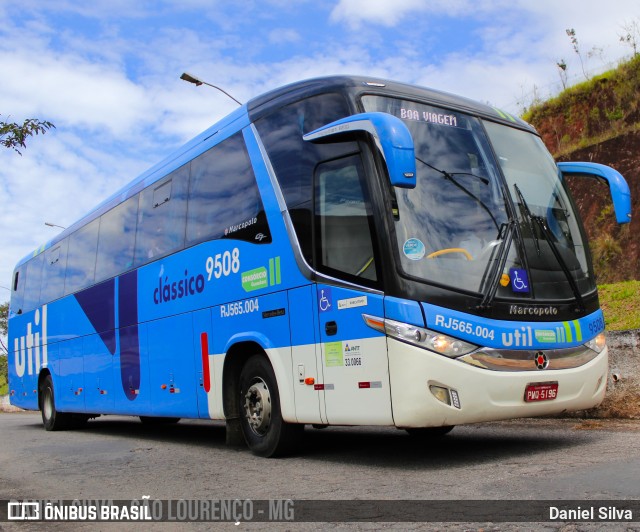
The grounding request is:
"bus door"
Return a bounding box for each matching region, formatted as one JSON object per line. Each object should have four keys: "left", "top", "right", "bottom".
{"left": 311, "top": 153, "right": 393, "bottom": 425}
{"left": 315, "top": 284, "right": 391, "bottom": 425}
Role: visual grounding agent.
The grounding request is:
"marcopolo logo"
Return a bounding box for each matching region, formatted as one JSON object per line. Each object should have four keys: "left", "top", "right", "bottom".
{"left": 154, "top": 269, "right": 206, "bottom": 305}
{"left": 509, "top": 305, "right": 558, "bottom": 317}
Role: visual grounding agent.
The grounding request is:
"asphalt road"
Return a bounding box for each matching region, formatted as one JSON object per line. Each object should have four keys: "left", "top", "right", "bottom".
{"left": 0, "top": 412, "right": 639, "bottom": 531}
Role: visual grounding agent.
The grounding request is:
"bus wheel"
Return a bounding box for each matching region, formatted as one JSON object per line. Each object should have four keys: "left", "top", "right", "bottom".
{"left": 405, "top": 426, "right": 454, "bottom": 438}
{"left": 239, "top": 355, "right": 302, "bottom": 457}
{"left": 139, "top": 416, "right": 181, "bottom": 425}
{"left": 40, "top": 375, "right": 71, "bottom": 431}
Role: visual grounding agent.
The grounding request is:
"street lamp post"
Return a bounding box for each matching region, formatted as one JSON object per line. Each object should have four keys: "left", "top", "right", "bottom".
{"left": 180, "top": 72, "right": 242, "bottom": 106}
{"left": 44, "top": 222, "right": 66, "bottom": 230}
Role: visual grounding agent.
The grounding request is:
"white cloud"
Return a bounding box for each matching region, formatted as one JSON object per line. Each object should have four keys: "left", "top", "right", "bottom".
{"left": 0, "top": 52, "right": 152, "bottom": 137}
{"left": 330, "top": 0, "right": 471, "bottom": 28}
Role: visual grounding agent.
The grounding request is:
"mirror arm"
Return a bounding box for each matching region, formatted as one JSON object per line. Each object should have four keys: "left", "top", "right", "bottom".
{"left": 558, "top": 161, "right": 631, "bottom": 224}
{"left": 304, "top": 112, "right": 417, "bottom": 189}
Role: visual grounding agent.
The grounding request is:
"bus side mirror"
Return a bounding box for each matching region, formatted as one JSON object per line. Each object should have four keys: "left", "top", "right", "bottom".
{"left": 303, "top": 112, "right": 417, "bottom": 189}
{"left": 558, "top": 161, "right": 632, "bottom": 224}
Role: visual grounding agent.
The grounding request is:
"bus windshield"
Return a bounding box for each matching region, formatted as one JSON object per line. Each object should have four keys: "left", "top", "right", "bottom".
{"left": 361, "top": 95, "right": 595, "bottom": 300}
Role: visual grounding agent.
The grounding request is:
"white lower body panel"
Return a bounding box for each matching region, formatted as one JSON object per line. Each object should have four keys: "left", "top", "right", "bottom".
{"left": 388, "top": 338, "right": 608, "bottom": 428}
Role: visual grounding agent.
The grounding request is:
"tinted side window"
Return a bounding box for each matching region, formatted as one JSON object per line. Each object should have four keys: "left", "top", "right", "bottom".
{"left": 254, "top": 93, "right": 353, "bottom": 208}
{"left": 96, "top": 196, "right": 138, "bottom": 281}
{"left": 11, "top": 268, "right": 25, "bottom": 314}
{"left": 65, "top": 219, "right": 99, "bottom": 295}
{"left": 254, "top": 93, "right": 355, "bottom": 261}
{"left": 134, "top": 164, "right": 189, "bottom": 265}
{"left": 22, "top": 253, "right": 45, "bottom": 311}
{"left": 315, "top": 154, "right": 378, "bottom": 285}
{"left": 186, "top": 132, "right": 270, "bottom": 245}
{"left": 40, "top": 240, "right": 69, "bottom": 304}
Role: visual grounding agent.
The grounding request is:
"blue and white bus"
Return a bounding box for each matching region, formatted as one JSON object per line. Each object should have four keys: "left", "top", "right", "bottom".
{"left": 8, "top": 76, "right": 631, "bottom": 457}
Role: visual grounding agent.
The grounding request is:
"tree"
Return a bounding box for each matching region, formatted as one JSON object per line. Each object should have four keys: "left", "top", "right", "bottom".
{"left": 556, "top": 59, "right": 568, "bottom": 89}
{"left": 1, "top": 116, "right": 55, "bottom": 154}
{"left": 566, "top": 28, "right": 588, "bottom": 80}
{"left": 0, "top": 301, "right": 7, "bottom": 354}
{"left": 619, "top": 19, "right": 640, "bottom": 57}
{"left": 0, "top": 301, "right": 7, "bottom": 335}
{"left": 0, "top": 354, "right": 6, "bottom": 387}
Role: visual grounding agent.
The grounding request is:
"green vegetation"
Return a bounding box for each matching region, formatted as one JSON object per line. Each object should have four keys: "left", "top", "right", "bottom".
{"left": 0, "top": 357, "right": 7, "bottom": 396}
{"left": 590, "top": 233, "right": 623, "bottom": 282}
{"left": 598, "top": 280, "right": 640, "bottom": 331}
{"left": 1, "top": 116, "right": 55, "bottom": 155}
{"left": 523, "top": 54, "right": 640, "bottom": 157}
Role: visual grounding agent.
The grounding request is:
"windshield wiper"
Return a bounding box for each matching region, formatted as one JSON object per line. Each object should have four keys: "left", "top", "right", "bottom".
{"left": 513, "top": 184, "right": 585, "bottom": 313}
{"left": 532, "top": 214, "right": 586, "bottom": 313}
{"left": 513, "top": 184, "right": 541, "bottom": 256}
{"left": 477, "top": 218, "right": 516, "bottom": 310}
{"left": 416, "top": 157, "right": 499, "bottom": 230}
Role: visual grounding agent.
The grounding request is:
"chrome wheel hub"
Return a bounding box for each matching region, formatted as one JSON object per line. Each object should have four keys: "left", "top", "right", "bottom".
{"left": 243, "top": 378, "right": 272, "bottom": 436}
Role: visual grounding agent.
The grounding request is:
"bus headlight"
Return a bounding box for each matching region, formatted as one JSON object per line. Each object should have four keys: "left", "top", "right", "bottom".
{"left": 362, "top": 314, "right": 477, "bottom": 358}
{"left": 585, "top": 332, "right": 606, "bottom": 354}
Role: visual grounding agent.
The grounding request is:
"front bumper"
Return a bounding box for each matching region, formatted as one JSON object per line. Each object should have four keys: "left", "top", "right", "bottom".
{"left": 388, "top": 338, "right": 608, "bottom": 428}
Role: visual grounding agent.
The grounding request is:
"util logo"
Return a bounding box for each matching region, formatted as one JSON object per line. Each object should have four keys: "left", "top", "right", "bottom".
{"left": 14, "top": 305, "right": 48, "bottom": 378}
{"left": 501, "top": 326, "right": 533, "bottom": 347}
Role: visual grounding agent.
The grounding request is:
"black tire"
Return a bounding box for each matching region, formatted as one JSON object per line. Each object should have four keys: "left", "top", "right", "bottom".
{"left": 39, "top": 375, "right": 72, "bottom": 431}
{"left": 139, "top": 416, "right": 181, "bottom": 425}
{"left": 239, "top": 355, "right": 302, "bottom": 457}
{"left": 405, "top": 426, "right": 454, "bottom": 438}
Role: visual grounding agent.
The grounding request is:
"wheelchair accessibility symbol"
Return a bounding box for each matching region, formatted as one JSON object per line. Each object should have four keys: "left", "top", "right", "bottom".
{"left": 509, "top": 268, "right": 530, "bottom": 293}
{"left": 319, "top": 288, "right": 332, "bottom": 312}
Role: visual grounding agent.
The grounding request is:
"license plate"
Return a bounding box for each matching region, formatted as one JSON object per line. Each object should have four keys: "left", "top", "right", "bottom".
{"left": 524, "top": 382, "right": 558, "bottom": 402}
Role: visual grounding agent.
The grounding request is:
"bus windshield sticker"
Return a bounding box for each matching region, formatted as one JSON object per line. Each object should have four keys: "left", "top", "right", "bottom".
{"left": 509, "top": 268, "right": 530, "bottom": 293}
{"left": 400, "top": 108, "right": 459, "bottom": 128}
{"left": 403, "top": 238, "right": 425, "bottom": 260}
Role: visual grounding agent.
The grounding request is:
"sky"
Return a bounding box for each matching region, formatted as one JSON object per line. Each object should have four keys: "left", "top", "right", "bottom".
{"left": 1, "top": 0, "right": 639, "bottom": 306}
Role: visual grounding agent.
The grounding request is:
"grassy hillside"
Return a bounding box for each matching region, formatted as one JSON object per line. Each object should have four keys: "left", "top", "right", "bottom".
{"left": 598, "top": 280, "right": 640, "bottom": 331}
{"left": 523, "top": 55, "right": 640, "bottom": 157}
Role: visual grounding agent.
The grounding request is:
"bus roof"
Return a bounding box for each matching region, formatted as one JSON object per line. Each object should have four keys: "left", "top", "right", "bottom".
{"left": 247, "top": 75, "right": 532, "bottom": 131}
